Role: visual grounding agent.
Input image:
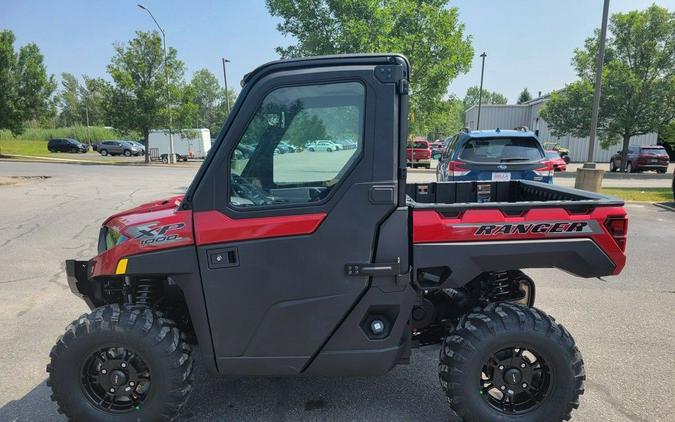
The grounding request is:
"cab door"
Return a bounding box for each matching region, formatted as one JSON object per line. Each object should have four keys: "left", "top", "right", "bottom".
{"left": 188, "top": 56, "right": 408, "bottom": 375}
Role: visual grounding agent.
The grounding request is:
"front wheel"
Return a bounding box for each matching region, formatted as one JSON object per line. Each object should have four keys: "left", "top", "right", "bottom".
{"left": 609, "top": 160, "right": 616, "bottom": 172}
{"left": 439, "top": 303, "right": 584, "bottom": 422}
{"left": 123, "top": 150, "right": 132, "bottom": 157}
{"left": 100, "top": 149, "right": 108, "bottom": 156}
{"left": 47, "top": 305, "right": 194, "bottom": 422}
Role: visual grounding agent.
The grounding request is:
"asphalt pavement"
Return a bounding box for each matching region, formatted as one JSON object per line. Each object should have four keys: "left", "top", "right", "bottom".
{"left": 0, "top": 161, "right": 673, "bottom": 422}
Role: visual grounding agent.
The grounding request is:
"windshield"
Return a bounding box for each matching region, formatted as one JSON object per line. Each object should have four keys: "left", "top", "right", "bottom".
{"left": 640, "top": 148, "right": 666, "bottom": 155}
{"left": 460, "top": 137, "right": 544, "bottom": 162}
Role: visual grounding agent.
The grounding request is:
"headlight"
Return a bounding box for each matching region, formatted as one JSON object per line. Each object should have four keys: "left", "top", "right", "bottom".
{"left": 98, "top": 226, "right": 128, "bottom": 253}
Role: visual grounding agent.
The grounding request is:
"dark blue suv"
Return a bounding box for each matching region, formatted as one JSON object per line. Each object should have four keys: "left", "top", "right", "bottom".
{"left": 436, "top": 129, "right": 553, "bottom": 184}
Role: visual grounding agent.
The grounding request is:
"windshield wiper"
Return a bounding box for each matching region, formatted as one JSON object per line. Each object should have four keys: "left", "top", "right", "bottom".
{"left": 500, "top": 157, "right": 531, "bottom": 162}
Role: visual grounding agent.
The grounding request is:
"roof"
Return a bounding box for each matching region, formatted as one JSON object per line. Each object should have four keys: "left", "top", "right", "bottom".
{"left": 241, "top": 53, "right": 410, "bottom": 87}
{"left": 460, "top": 129, "right": 537, "bottom": 138}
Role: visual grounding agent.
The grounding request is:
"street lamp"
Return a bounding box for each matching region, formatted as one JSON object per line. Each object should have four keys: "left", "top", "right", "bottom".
{"left": 137, "top": 3, "right": 175, "bottom": 164}
{"left": 476, "top": 52, "right": 487, "bottom": 130}
{"left": 221, "top": 58, "right": 231, "bottom": 114}
{"left": 586, "top": 0, "right": 610, "bottom": 166}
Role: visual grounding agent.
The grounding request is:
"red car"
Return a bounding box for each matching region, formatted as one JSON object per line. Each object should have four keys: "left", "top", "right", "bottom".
{"left": 406, "top": 139, "right": 432, "bottom": 168}
{"left": 545, "top": 150, "right": 567, "bottom": 171}
{"left": 610, "top": 145, "right": 669, "bottom": 173}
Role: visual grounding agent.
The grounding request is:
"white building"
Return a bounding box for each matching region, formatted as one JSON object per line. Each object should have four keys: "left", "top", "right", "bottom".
{"left": 464, "top": 95, "right": 657, "bottom": 162}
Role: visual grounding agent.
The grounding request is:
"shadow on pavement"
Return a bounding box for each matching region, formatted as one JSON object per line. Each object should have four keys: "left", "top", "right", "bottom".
{"left": 1, "top": 348, "right": 460, "bottom": 421}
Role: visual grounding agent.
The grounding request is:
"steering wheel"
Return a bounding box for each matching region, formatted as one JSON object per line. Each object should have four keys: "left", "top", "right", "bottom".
{"left": 230, "top": 175, "right": 272, "bottom": 206}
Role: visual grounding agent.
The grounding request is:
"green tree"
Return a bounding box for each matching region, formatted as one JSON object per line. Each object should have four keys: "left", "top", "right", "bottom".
{"left": 517, "top": 88, "right": 532, "bottom": 104}
{"left": 463, "top": 86, "right": 508, "bottom": 109}
{"left": 186, "top": 69, "right": 236, "bottom": 135}
{"left": 80, "top": 76, "right": 111, "bottom": 127}
{"left": 265, "top": 0, "right": 473, "bottom": 138}
{"left": 57, "top": 73, "right": 82, "bottom": 126}
{"left": 0, "top": 30, "right": 55, "bottom": 135}
{"left": 105, "top": 31, "right": 185, "bottom": 163}
{"left": 540, "top": 5, "right": 675, "bottom": 170}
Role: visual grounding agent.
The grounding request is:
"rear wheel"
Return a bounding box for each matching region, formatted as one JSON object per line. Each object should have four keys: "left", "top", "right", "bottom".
{"left": 609, "top": 161, "right": 616, "bottom": 172}
{"left": 626, "top": 162, "right": 633, "bottom": 173}
{"left": 100, "top": 149, "right": 108, "bottom": 156}
{"left": 439, "top": 303, "right": 584, "bottom": 422}
{"left": 47, "top": 305, "right": 193, "bottom": 422}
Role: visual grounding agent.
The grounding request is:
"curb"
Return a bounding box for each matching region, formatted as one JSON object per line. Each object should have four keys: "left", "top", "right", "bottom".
{"left": 654, "top": 202, "right": 675, "bottom": 212}
{"left": 0, "top": 156, "right": 200, "bottom": 168}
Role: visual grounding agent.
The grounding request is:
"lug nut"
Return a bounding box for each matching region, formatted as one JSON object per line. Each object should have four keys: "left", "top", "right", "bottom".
{"left": 500, "top": 386, "right": 505, "bottom": 391}
{"left": 129, "top": 381, "right": 135, "bottom": 387}
{"left": 101, "top": 369, "right": 107, "bottom": 374}
{"left": 521, "top": 363, "right": 526, "bottom": 368}
{"left": 522, "top": 383, "right": 528, "bottom": 388}
{"left": 109, "top": 388, "right": 115, "bottom": 393}
{"left": 120, "top": 362, "right": 127, "bottom": 368}
{"left": 498, "top": 365, "right": 504, "bottom": 370}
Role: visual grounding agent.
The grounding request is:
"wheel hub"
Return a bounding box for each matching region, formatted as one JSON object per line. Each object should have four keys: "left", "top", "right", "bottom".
{"left": 109, "top": 370, "right": 127, "bottom": 386}
{"left": 81, "top": 346, "right": 151, "bottom": 413}
{"left": 503, "top": 368, "right": 522, "bottom": 385}
{"left": 480, "top": 347, "right": 551, "bottom": 413}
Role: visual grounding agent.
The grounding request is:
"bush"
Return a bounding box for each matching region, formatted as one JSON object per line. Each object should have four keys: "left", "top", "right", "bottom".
{"left": 0, "top": 126, "right": 136, "bottom": 143}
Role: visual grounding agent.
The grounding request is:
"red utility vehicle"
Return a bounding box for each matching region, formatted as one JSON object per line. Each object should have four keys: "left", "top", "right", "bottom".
{"left": 545, "top": 150, "right": 568, "bottom": 171}
{"left": 49, "top": 55, "right": 628, "bottom": 422}
{"left": 406, "top": 139, "right": 432, "bottom": 168}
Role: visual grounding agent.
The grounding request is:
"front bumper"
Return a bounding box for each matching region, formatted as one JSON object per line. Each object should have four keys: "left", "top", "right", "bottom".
{"left": 65, "top": 259, "right": 97, "bottom": 309}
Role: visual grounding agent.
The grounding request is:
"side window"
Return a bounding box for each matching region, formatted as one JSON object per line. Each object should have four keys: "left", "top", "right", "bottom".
{"left": 229, "top": 82, "right": 365, "bottom": 208}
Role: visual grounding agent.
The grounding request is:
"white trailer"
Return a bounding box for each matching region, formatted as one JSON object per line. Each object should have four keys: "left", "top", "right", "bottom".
{"left": 148, "top": 128, "right": 211, "bottom": 161}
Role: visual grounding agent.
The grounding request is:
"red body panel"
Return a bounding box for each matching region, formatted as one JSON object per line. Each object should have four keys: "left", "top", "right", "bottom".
{"left": 91, "top": 205, "right": 194, "bottom": 278}
{"left": 412, "top": 206, "right": 627, "bottom": 274}
{"left": 193, "top": 210, "right": 326, "bottom": 246}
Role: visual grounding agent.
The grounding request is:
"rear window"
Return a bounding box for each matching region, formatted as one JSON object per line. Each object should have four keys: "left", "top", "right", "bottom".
{"left": 640, "top": 147, "right": 666, "bottom": 155}
{"left": 460, "top": 137, "right": 544, "bottom": 162}
{"left": 413, "top": 141, "right": 428, "bottom": 148}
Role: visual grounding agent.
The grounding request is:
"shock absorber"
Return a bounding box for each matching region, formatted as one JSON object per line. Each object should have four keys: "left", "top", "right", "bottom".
{"left": 134, "top": 282, "right": 158, "bottom": 306}
{"left": 484, "top": 271, "right": 513, "bottom": 302}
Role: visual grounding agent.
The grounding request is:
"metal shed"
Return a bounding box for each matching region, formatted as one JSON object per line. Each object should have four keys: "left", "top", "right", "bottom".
{"left": 464, "top": 96, "right": 657, "bottom": 162}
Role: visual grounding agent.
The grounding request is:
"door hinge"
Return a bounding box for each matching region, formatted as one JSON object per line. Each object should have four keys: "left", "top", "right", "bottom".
{"left": 345, "top": 259, "right": 401, "bottom": 277}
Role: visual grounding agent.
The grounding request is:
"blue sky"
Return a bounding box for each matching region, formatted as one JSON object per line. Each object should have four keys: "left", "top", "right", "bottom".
{"left": 2, "top": 0, "right": 673, "bottom": 102}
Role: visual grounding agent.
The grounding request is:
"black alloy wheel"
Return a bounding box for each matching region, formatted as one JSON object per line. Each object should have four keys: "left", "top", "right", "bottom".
{"left": 81, "top": 346, "right": 151, "bottom": 413}
{"left": 480, "top": 346, "right": 551, "bottom": 414}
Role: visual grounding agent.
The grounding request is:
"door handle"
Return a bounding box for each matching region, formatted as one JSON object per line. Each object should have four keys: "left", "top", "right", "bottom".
{"left": 207, "top": 248, "right": 239, "bottom": 269}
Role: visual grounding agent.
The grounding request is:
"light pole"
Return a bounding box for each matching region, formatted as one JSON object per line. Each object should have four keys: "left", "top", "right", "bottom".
{"left": 476, "top": 52, "right": 487, "bottom": 130}
{"left": 221, "top": 58, "right": 231, "bottom": 114}
{"left": 138, "top": 3, "right": 175, "bottom": 164}
{"left": 586, "top": 0, "right": 610, "bottom": 166}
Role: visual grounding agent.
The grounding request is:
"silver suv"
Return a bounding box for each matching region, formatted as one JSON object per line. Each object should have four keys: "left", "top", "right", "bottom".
{"left": 97, "top": 140, "right": 142, "bottom": 157}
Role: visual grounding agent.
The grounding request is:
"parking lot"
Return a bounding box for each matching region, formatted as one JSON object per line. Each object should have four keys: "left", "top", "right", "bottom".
{"left": 0, "top": 161, "right": 673, "bottom": 421}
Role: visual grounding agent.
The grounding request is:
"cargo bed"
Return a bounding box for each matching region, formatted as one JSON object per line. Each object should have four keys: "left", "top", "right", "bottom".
{"left": 406, "top": 180, "right": 623, "bottom": 212}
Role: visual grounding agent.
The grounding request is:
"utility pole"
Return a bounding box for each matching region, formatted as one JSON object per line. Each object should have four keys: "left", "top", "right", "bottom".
{"left": 476, "top": 52, "right": 487, "bottom": 130}
{"left": 586, "top": 0, "right": 610, "bottom": 165}
{"left": 222, "top": 58, "right": 231, "bottom": 114}
{"left": 138, "top": 4, "right": 175, "bottom": 164}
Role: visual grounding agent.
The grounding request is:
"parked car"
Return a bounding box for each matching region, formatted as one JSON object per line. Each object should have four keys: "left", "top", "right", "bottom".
{"left": 47, "top": 138, "right": 89, "bottom": 153}
{"left": 126, "top": 140, "right": 146, "bottom": 155}
{"left": 406, "top": 139, "right": 432, "bottom": 168}
{"left": 430, "top": 140, "right": 445, "bottom": 159}
{"left": 307, "top": 140, "right": 341, "bottom": 152}
{"left": 277, "top": 141, "right": 297, "bottom": 154}
{"left": 437, "top": 129, "right": 553, "bottom": 183}
{"left": 610, "top": 145, "right": 669, "bottom": 173}
{"left": 97, "top": 140, "right": 142, "bottom": 157}
{"left": 542, "top": 142, "right": 570, "bottom": 163}
{"left": 545, "top": 150, "right": 567, "bottom": 171}
{"left": 334, "top": 139, "right": 358, "bottom": 150}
